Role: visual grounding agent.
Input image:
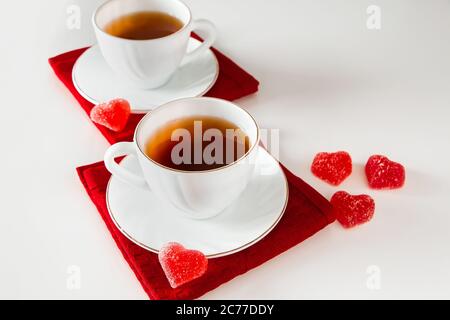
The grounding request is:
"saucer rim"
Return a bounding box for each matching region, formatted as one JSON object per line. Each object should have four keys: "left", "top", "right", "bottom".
{"left": 72, "top": 39, "right": 220, "bottom": 114}
{"left": 105, "top": 148, "right": 289, "bottom": 259}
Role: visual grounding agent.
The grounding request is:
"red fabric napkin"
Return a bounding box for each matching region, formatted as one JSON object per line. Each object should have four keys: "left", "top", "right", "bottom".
{"left": 77, "top": 160, "right": 334, "bottom": 300}
{"left": 48, "top": 35, "right": 260, "bottom": 144}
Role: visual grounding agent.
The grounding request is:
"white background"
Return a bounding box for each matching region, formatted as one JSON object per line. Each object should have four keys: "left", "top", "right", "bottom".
{"left": 0, "top": 0, "right": 449, "bottom": 299}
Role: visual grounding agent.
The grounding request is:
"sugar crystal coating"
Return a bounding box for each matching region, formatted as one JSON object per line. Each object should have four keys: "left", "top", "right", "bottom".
{"left": 311, "top": 151, "right": 352, "bottom": 186}
{"left": 331, "top": 191, "right": 375, "bottom": 228}
{"left": 365, "top": 155, "right": 405, "bottom": 190}
{"left": 90, "top": 98, "right": 131, "bottom": 132}
{"left": 158, "top": 242, "right": 208, "bottom": 289}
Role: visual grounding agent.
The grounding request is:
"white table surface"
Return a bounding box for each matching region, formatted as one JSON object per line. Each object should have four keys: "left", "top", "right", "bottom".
{"left": 1, "top": 0, "right": 449, "bottom": 300}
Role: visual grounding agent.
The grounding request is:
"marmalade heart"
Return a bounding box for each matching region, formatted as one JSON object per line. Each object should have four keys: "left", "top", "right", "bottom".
{"left": 365, "top": 155, "right": 405, "bottom": 190}
{"left": 90, "top": 98, "right": 131, "bottom": 132}
{"left": 331, "top": 191, "right": 375, "bottom": 228}
{"left": 311, "top": 151, "right": 353, "bottom": 186}
{"left": 158, "top": 242, "right": 208, "bottom": 288}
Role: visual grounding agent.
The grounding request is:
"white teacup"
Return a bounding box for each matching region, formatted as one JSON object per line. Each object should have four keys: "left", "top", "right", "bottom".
{"left": 104, "top": 98, "right": 260, "bottom": 219}
{"left": 93, "top": 0, "right": 217, "bottom": 89}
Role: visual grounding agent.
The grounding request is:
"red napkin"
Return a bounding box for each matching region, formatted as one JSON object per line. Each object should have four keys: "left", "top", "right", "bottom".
{"left": 77, "top": 160, "right": 334, "bottom": 300}
{"left": 48, "top": 35, "right": 260, "bottom": 144}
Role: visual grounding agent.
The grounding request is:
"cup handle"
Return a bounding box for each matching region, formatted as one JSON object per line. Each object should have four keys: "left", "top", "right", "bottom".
{"left": 183, "top": 19, "right": 217, "bottom": 65}
{"left": 104, "top": 142, "right": 149, "bottom": 190}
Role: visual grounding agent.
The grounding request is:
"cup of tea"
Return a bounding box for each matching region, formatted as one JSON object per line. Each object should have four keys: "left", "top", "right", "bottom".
{"left": 104, "top": 97, "right": 260, "bottom": 219}
{"left": 93, "top": 0, "right": 217, "bottom": 89}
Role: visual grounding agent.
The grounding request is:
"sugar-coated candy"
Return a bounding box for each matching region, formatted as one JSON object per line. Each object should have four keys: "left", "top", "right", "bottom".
{"left": 90, "top": 98, "right": 131, "bottom": 132}
{"left": 158, "top": 242, "right": 208, "bottom": 289}
{"left": 365, "top": 155, "right": 405, "bottom": 190}
{"left": 311, "top": 151, "right": 353, "bottom": 186}
{"left": 331, "top": 191, "right": 375, "bottom": 228}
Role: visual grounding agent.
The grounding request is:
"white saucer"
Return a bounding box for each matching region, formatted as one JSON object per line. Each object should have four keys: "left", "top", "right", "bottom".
{"left": 72, "top": 38, "right": 219, "bottom": 113}
{"left": 106, "top": 147, "right": 289, "bottom": 258}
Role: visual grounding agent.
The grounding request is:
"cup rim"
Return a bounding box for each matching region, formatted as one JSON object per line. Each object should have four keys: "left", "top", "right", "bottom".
{"left": 92, "top": 0, "right": 192, "bottom": 42}
{"left": 134, "top": 97, "right": 261, "bottom": 174}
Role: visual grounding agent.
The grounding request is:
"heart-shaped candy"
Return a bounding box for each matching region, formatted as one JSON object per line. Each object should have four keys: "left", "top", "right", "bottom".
{"left": 90, "top": 98, "right": 131, "bottom": 132}
{"left": 311, "top": 151, "right": 352, "bottom": 186}
{"left": 331, "top": 191, "right": 375, "bottom": 228}
{"left": 365, "top": 155, "right": 405, "bottom": 190}
{"left": 158, "top": 242, "right": 208, "bottom": 289}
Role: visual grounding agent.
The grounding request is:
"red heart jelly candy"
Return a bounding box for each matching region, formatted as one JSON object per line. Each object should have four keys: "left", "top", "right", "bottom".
{"left": 311, "top": 151, "right": 352, "bottom": 186}
{"left": 158, "top": 242, "right": 208, "bottom": 289}
{"left": 365, "top": 155, "right": 405, "bottom": 190}
{"left": 90, "top": 98, "right": 131, "bottom": 132}
{"left": 331, "top": 191, "right": 375, "bottom": 228}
